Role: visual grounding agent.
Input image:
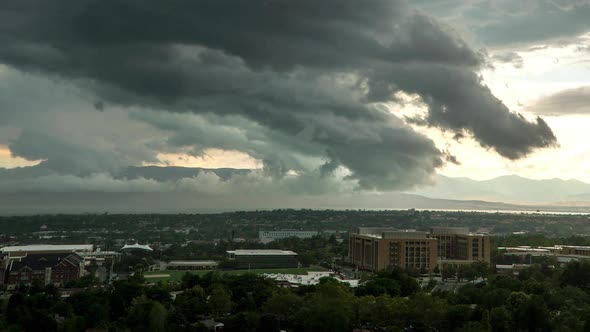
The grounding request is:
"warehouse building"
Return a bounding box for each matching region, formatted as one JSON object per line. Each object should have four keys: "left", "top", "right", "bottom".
{"left": 160, "top": 260, "right": 218, "bottom": 270}
{"left": 226, "top": 249, "right": 299, "bottom": 269}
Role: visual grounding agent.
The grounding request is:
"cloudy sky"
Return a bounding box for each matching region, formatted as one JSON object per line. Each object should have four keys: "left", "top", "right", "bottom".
{"left": 0, "top": 0, "right": 589, "bottom": 210}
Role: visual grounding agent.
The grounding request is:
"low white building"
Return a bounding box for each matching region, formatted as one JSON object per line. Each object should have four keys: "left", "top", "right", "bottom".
{"left": 159, "top": 260, "right": 218, "bottom": 270}
{"left": 1, "top": 244, "right": 94, "bottom": 259}
{"left": 121, "top": 243, "right": 153, "bottom": 251}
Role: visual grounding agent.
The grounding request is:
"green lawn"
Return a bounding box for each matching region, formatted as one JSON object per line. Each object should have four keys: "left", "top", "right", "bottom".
{"left": 143, "top": 267, "right": 326, "bottom": 283}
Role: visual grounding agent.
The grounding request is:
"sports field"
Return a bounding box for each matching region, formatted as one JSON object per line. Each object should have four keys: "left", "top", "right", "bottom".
{"left": 143, "top": 267, "right": 325, "bottom": 282}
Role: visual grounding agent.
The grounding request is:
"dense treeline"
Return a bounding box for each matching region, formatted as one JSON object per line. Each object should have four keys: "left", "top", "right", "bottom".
{"left": 5, "top": 259, "right": 590, "bottom": 331}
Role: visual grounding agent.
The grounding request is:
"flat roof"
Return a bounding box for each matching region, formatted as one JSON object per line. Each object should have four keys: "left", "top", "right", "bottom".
{"left": 354, "top": 230, "right": 430, "bottom": 240}
{"left": 167, "top": 260, "right": 218, "bottom": 266}
{"left": 121, "top": 243, "right": 153, "bottom": 251}
{"left": 497, "top": 247, "right": 550, "bottom": 252}
{"left": 227, "top": 249, "right": 297, "bottom": 256}
{"left": 79, "top": 251, "right": 122, "bottom": 256}
{"left": 1, "top": 244, "right": 94, "bottom": 253}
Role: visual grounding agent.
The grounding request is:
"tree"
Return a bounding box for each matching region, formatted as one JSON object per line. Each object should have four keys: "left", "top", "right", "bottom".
{"left": 127, "top": 296, "right": 168, "bottom": 332}
{"left": 208, "top": 285, "right": 232, "bottom": 318}
{"left": 62, "top": 316, "right": 86, "bottom": 332}
{"left": 405, "top": 292, "right": 446, "bottom": 331}
{"left": 110, "top": 278, "right": 144, "bottom": 319}
{"left": 297, "top": 281, "right": 355, "bottom": 332}
{"left": 447, "top": 305, "right": 473, "bottom": 331}
{"left": 258, "top": 314, "right": 280, "bottom": 332}
{"left": 355, "top": 278, "right": 401, "bottom": 297}
{"left": 68, "top": 289, "right": 110, "bottom": 329}
{"left": 561, "top": 260, "right": 590, "bottom": 290}
{"left": 145, "top": 283, "right": 172, "bottom": 303}
{"left": 355, "top": 295, "right": 407, "bottom": 328}
{"left": 442, "top": 264, "right": 457, "bottom": 281}
{"left": 472, "top": 261, "right": 490, "bottom": 280}
{"left": 224, "top": 311, "right": 260, "bottom": 332}
{"left": 489, "top": 307, "right": 512, "bottom": 332}
{"left": 175, "top": 285, "right": 208, "bottom": 322}
{"left": 262, "top": 290, "right": 302, "bottom": 324}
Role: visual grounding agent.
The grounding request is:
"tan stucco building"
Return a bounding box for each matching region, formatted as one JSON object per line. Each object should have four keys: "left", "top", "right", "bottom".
{"left": 349, "top": 227, "right": 490, "bottom": 272}
{"left": 349, "top": 228, "right": 438, "bottom": 272}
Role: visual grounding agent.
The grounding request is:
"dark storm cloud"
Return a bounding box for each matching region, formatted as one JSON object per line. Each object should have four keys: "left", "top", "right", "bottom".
{"left": 530, "top": 86, "right": 590, "bottom": 116}
{"left": 0, "top": 0, "right": 557, "bottom": 190}
{"left": 371, "top": 64, "right": 557, "bottom": 159}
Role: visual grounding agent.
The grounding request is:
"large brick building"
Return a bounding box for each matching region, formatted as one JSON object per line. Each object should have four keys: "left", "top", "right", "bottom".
{"left": 349, "top": 227, "right": 490, "bottom": 272}
{"left": 5, "top": 253, "right": 84, "bottom": 286}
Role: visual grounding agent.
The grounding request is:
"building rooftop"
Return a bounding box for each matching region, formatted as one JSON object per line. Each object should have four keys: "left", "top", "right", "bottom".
{"left": 260, "top": 230, "right": 318, "bottom": 234}
{"left": 227, "top": 249, "right": 297, "bottom": 256}
{"left": 355, "top": 228, "right": 429, "bottom": 239}
{"left": 498, "top": 247, "right": 550, "bottom": 252}
{"left": 10, "top": 253, "right": 83, "bottom": 271}
{"left": 79, "top": 251, "right": 122, "bottom": 257}
{"left": 382, "top": 230, "right": 429, "bottom": 239}
{"left": 167, "top": 260, "right": 218, "bottom": 266}
{"left": 1, "top": 244, "right": 94, "bottom": 253}
{"left": 121, "top": 243, "right": 153, "bottom": 251}
{"left": 357, "top": 227, "right": 399, "bottom": 235}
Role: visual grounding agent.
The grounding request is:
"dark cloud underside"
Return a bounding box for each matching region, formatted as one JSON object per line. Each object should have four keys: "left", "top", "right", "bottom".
{"left": 0, "top": 0, "right": 557, "bottom": 192}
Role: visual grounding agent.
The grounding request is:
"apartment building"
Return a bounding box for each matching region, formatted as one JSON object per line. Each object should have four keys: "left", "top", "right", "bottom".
{"left": 349, "top": 228, "right": 438, "bottom": 272}
{"left": 349, "top": 227, "right": 491, "bottom": 272}
{"left": 430, "top": 227, "right": 490, "bottom": 263}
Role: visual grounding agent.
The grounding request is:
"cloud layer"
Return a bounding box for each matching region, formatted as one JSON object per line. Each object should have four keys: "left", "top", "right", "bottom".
{"left": 531, "top": 86, "right": 590, "bottom": 116}
{"left": 0, "top": 0, "right": 558, "bottom": 198}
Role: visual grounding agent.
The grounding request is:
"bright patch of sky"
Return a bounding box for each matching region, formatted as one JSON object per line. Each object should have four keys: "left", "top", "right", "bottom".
{"left": 408, "top": 32, "right": 590, "bottom": 181}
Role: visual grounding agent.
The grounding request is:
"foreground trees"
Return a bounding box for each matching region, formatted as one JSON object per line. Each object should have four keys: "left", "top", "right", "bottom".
{"left": 4, "top": 261, "right": 590, "bottom": 331}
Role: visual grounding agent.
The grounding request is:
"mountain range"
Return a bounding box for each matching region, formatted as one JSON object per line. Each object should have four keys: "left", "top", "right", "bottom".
{"left": 3, "top": 166, "right": 590, "bottom": 213}
{"left": 410, "top": 175, "right": 590, "bottom": 205}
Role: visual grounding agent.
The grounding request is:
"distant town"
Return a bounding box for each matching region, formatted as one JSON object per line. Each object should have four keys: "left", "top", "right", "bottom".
{"left": 3, "top": 209, "right": 590, "bottom": 331}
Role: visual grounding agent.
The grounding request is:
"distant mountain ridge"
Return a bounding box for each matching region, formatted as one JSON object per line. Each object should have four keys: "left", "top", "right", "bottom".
{"left": 411, "top": 174, "right": 590, "bottom": 204}
{"left": 2, "top": 166, "right": 590, "bottom": 213}
{"left": 117, "top": 167, "right": 590, "bottom": 205}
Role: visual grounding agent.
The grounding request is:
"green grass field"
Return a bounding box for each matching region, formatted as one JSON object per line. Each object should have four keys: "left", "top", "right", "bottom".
{"left": 143, "top": 267, "right": 326, "bottom": 283}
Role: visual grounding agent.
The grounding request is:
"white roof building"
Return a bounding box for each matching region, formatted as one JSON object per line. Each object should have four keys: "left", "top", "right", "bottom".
{"left": 226, "top": 249, "right": 297, "bottom": 256}
{"left": 121, "top": 243, "right": 153, "bottom": 251}
{"left": 1, "top": 244, "right": 94, "bottom": 254}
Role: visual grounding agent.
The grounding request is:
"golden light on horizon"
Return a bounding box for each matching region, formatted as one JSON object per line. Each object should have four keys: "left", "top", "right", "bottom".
{"left": 0, "top": 145, "right": 44, "bottom": 168}
{"left": 145, "top": 148, "right": 263, "bottom": 169}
